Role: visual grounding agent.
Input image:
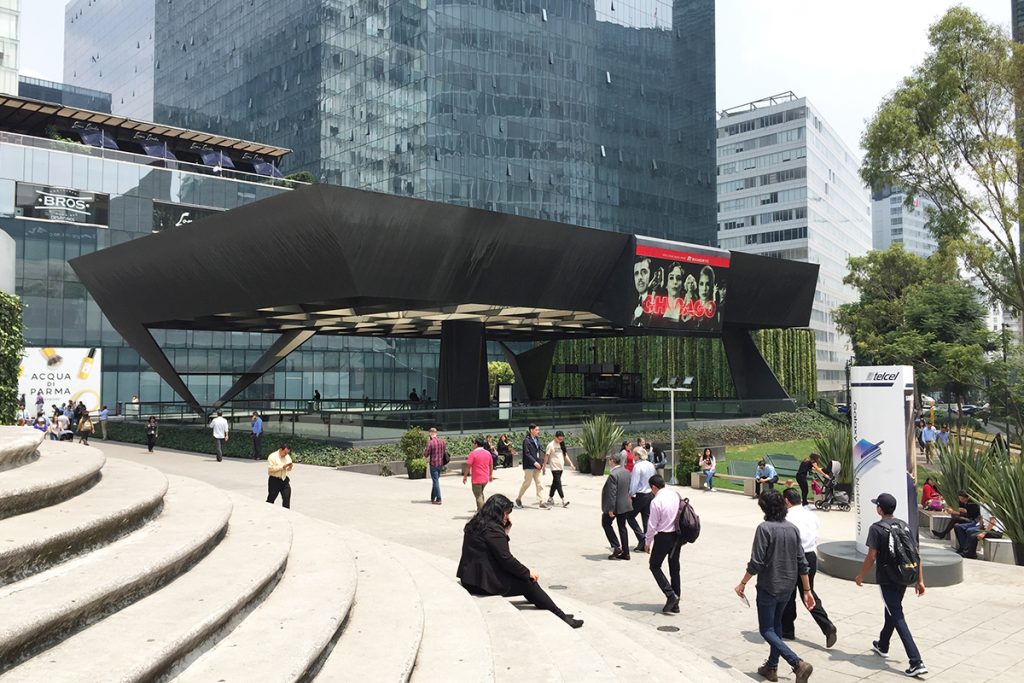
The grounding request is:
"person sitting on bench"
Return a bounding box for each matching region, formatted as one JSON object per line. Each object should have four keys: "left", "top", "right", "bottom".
{"left": 955, "top": 506, "right": 1003, "bottom": 560}
{"left": 754, "top": 460, "right": 779, "bottom": 496}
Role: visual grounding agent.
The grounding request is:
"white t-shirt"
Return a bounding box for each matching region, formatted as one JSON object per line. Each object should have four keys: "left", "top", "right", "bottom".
{"left": 785, "top": 504, "right": 821, "bottom": 553}
{"left": 210, "top": 416, "right": 229, "bottom": 439}
{"left": 545, "top": 440, "right": 564, "bottom": 471}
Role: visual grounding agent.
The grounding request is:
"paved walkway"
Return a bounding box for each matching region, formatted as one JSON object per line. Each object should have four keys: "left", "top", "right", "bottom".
{"left": 97, "top": 440, "right": 1024, "bottom": 682}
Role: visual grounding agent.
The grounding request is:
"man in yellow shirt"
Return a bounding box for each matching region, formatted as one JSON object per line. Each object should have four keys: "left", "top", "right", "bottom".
{"left": 267, "top": 444, "right": 293, "bottom": 509}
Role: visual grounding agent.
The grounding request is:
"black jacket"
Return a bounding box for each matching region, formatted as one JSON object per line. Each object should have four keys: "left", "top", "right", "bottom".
{"left": 522, "top": 435, "right": 542, "bottom": 470}
{"left": 456, "top": 522, "right": 531, "bottom": 596}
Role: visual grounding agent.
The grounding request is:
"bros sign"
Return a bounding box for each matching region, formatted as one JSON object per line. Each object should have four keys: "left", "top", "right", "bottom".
{"left": 15, "top": 183, "right": 110, "bottom": 227}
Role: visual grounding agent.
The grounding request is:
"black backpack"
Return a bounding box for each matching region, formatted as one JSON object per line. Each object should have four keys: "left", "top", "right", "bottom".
{"left": 675, "top": 495, "right": 701, "bottom": 544}
{"left": 878, "top": 519, "right": 920, "bottom": 586}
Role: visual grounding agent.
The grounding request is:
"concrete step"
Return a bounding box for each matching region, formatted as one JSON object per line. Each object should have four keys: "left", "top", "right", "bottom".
{"left": 0, "top": 429, "right": 43, "bottom": 472}
{"left": 315, "top": 528, "right": 423, "bottom": 683}
{"left": 0, "top": 458, "right": 168, "bottom": 585}
{"left": 0, "top": 475, "right": 231, "bottom": 671}
{"left": 413, "top": 551, "right": 561, "bottom": 683}
{"left": 0, "top": 440, "right": 105, "bottom": 519}
{"left": 172, "top": 514, "right": 357, "bottom": 683}
{"left": 1, "top": 491, "right": 291, "bottom": 682}
{"left": 397, "top": 546, "right": 494, "bottom": 683}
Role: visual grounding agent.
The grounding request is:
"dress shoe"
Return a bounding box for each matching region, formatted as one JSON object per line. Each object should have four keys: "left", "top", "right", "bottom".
{"left": 608, "top": 550, "right": 623, "bottom": 560}
{"left": 634, "top": 543, "right": 647, "bottom": 553}
{"left": 792, "top": 660, "right": 813, "bottom": 683}
{"left": 825, "top": 626, "right": 837, "bottom": 649}
{"left": 562, "top": 616, "right": 584, "bottom": 629}
{"left": 662, "top": 594, "right": 680, "bottom": 614}
{"left": 615, "top": 554, "right": 631, "bottom": 561}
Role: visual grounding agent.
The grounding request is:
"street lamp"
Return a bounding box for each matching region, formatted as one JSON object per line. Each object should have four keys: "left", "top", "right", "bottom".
{"left": 653, "top": 376, "right": 693, "bottom": 484}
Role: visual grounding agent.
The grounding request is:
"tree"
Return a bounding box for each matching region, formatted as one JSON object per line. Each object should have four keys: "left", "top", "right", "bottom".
{"left": 860, "top": 7, "right": 1024, "bottom": 326}
{"left": 487, "top": 361, "right": 514, "bottom": 398}
{"left": 834, "top": 245, "right": 990, "bottom": 413}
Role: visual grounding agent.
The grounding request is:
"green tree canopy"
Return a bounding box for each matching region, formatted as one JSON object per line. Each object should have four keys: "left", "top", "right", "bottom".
{"left": 834, "top": 245, "right": 990, "bottom": 404}
{"left": 860, "top": 7, "right": 1024, "bottom": 321}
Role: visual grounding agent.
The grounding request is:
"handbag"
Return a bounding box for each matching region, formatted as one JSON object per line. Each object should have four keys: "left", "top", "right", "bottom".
{"left": 443, "top": 448, "right": 450, "bottom": 466}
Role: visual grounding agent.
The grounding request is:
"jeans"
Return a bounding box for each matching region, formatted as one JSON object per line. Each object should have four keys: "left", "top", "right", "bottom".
{"left": 602, "top": 512, "right": 630, "bottom": 556}
{"left": 252, "top": 433, "right": 263, "bottom": 460}
{"left": 756, "top": 587, "right": 802, "bottom": 668}
{"left": 782, "top": 552, "right": 834, "bottom": 637}
{"left": 649, "top": 531, "right": 682, "bottom": 598}
{"left": 879, "top": 584, "right": 922, "bottom": 666}
{"left": 954, "top": 522, "right": 981, "bottom": 554}
{"left": 214, "top": 438, "right": 225, "bottom": 461}
{"left": 429, "top": 465, "right": 442, "bottom": 502}
{"left": 703, "top": 468, "right": 715, "bottom": 489}
{"left": 625, "top": 492, "right": 653, "bottom": 545}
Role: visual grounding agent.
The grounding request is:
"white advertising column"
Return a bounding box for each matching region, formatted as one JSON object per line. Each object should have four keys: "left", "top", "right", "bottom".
{"left": 850, "top": 365, "right": 916, "bottom": 553}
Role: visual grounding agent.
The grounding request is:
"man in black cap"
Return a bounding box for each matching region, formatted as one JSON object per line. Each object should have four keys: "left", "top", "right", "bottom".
{"left": 854, "top": 493, "right": 928, "bottom": 678}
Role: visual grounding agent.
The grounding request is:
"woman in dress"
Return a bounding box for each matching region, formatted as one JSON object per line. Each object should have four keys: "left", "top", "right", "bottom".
{"left": 661, "top": 264, "right": 685, "bottom": 322}
{"left": 456, "top": 494, "right": 582, "bottom": 628}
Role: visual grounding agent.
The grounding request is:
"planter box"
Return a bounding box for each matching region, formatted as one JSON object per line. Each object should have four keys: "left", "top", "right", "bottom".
{"left": 590, "top": 457, "right": 606, "bottom": 476}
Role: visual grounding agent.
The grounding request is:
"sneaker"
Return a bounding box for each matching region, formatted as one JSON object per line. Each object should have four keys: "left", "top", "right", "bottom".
{"left": 757, "top": 662, "right": 778, "bottom": 682}
{"left": 792, "top": 660, "right": 813, "bottom": 683}
{"left": 562, "top": 500, "right": 570, "bottom": 508}
{"left": 825, "top": 626, "right": 837, "bottom": 649}
{"left": 872, "top": 641, "right": 889, "bottom": 658}
{"left": 539, "top": 502, "right": 549, "bottom": 509}
{"left": 905, "top": 663, "right": 928, "bottom": 677}
{"left": 514, "top": 499, "right": 524, "bottom": 509}
{"left": 546, "top": 498, "right": 555, "bottom": 507}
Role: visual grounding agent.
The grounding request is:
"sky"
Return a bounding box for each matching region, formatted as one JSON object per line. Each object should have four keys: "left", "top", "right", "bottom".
{"left": 16, "top": 0, "right": 1013, "bottom": 154}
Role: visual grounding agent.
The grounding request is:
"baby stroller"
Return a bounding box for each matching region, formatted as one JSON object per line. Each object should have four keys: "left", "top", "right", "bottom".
{"left": 814, "top": 461, "right": 850, "bottom": 512}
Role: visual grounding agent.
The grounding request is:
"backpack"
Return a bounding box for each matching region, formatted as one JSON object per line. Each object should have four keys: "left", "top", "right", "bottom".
{"left": 675, "top": 495, "right": 701, "bottom": 544}
{"left": 878, "top": 519, "right": 920, "bottom": 586}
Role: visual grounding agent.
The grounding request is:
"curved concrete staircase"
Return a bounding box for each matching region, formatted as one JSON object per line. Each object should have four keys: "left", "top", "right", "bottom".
{"left": 0, "top": 429, "right": 744, "bottom": 682}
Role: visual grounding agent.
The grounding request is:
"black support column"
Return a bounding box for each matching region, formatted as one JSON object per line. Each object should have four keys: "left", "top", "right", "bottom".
{"left": 438, "top": 320, "right": 489, "bottom": 409}
{"left": 498, "top": 340, "right": 557, "bottom": 402}
{"left": 721, "top": 326, "right": 790, "bottom": 400}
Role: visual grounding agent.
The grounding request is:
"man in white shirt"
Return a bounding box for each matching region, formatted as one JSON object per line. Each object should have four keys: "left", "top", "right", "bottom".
{"left": 210, "top": 410, "right": 230, "bottom": 462}
{"left": 644, "top": 474, "right": 682, "bottom": 614}
{"left": 267, "top": 444, "right": 293, "bottom": 508}
{"left": 956, "top": 505, "right": 1004, "bottom": 560}
{"left": 781, "top": 487, "right": 837, "bottom": 647}
{"left": 626, "top": 449, "right": 657, "bottom": 553}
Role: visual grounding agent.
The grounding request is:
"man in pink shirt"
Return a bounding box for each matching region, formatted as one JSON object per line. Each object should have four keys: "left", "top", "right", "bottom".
{"left": 645, "top": 474, "right": 682, "bottom": 614}
{"left": 463, "top": 436, "right": 494, "bottom": 510}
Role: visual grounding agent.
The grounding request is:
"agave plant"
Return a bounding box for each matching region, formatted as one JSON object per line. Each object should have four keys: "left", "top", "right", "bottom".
{"left": 814, "top": 424, "right": 852, "bottom": 485}
{"left": 580, "top": 415, "right": 623, "bottom": 464}
{"left": 968, "top": 453, "right": 1024, "bottom": 558}
{"left": 935, "top": 438, "right": 989, "bottom": 503}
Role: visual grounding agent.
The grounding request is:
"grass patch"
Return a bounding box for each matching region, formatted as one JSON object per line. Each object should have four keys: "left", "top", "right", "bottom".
{"left": 700, "top": 439, "right": 817, "bottom": 493}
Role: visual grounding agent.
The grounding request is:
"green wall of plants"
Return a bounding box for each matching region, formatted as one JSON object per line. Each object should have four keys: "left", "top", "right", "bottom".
{"left": 0, "top": 292, "right": 24, "bottom": 424}
{"left": 546, "top": 329, "right": 816, "bottom": 402}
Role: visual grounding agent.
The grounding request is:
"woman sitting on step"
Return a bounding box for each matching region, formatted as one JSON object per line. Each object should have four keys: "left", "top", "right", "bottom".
{"left": 457, "top": 494, "right": 583, "bottom": 629}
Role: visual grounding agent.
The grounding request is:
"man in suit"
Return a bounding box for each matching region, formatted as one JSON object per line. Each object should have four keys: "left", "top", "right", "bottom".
{"left": 602, "top": 452, "right": 634, "bottom": 560}
{"left": 515, "top": 424, "right": 548, "bottom": 509}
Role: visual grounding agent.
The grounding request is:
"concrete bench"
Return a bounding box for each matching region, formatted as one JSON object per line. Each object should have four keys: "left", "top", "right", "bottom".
{"left": 690, "top": 471, "right": 755, "bottom": 497}
{"left": 983, "top": 537, "right": 1015, "bottom": 565}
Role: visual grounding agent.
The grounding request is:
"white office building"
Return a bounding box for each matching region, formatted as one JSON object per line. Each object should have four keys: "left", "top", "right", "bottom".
{"left": 717, "top": 92, "right": 872, "bottom": 396}
{"left": 871, "top": 186, "right": 938, "bottom": 257}
{"left": 0, "top": 0, "right": 17, "bottom": 95}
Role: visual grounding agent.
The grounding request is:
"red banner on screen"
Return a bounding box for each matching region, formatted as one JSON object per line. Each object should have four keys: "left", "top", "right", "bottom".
{"left": 631, "top": 238, "right": 730, "bottom": 332}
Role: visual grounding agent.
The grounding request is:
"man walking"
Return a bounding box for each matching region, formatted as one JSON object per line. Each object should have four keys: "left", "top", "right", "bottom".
{"left": 627, "top": 448, "right": 657, "bottom": 553}
{"left": 780, "top": 488, "right": 837, "bottom": 647}
{"left": 251, "top": 411, "right": 264, "bottom": 460}
{"left": 855, "top": 493, "right": 928, "bottom": 678}
{"left": 98, "top": 405, "right": 109, "bottom": 440}
{"left": 645, "top": 474, "right": 681, "bottom": 614}
{"left": 601, "top": 453, "right": 633, "bottom": 560}
{"left": 210, "top": 410, "right": 229, "bottom": 462}
{"left": 920, "top": 423, "right": 937, "bottom": 464}
{"left": 543, "top": 430, "right": 574, "bottom": 508}
{"left": 266, "top": 444, "right": 293, "bottom": 508}
{"left": 735, "top": 490, "right": 815, "bottom": 683}
{"left": 423, "top": 427, "right": 446, "bottom": 505}
{"left": 516, "top": 424, "right": 548, "bottom": 509}
{"left": 463, "top": 436, "right": 493, "bottom": 510}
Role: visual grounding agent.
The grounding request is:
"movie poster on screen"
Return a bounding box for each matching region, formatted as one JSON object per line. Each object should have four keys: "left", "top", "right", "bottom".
{"left": 18, "top": 347, "right": 103, "bottom": 413}
{"left": 631, "top": 237, "right": 730, "bottom": 332}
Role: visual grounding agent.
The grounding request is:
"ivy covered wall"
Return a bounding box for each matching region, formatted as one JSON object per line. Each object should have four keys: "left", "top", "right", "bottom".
{"left": 545, "top": 329, "right": 817, "bottom": 402}
{"left": 0, "top": 292, "right": 24, "bottom": 424}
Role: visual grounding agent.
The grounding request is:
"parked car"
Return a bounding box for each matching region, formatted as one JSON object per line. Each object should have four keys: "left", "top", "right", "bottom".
{"left": 834, "top": 403, "right": 850, "bottom": 414}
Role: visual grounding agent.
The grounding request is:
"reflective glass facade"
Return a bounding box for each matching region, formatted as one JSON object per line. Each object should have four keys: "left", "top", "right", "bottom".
{"left": 0, "top": 135, "right": 445, "bottom": 406}
{"left": 141, "top": 0, "right": 716, "bottom": 243}
{"left": 0, "top": 0, "right": 17, "bottom": 96}
{"left": 18, "top": 76, "right": 113, "bottom": 113}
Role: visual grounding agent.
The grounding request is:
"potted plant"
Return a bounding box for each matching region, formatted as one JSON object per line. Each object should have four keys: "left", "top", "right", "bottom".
{"left": 968, "top": 450, "right": 1024, "bottom": 565}
{"left": 936, "top": 438, "right": 988, "bottom": 504}
{"left": 576, "top": 453, "right": 591, "bottom": 474}
{"left": 405, "top": 457, "right": 428, "bottom": 480}
{"left": 815, "top": 424, "right": 853, "bottom": 498}
{"left": 580, "top": 415, "right": 623, "bottom": 476}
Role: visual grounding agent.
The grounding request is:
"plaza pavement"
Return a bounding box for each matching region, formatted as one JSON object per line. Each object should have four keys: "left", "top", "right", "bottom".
{"left": 96, "top": 440, "right": 1024, "bottom": 682}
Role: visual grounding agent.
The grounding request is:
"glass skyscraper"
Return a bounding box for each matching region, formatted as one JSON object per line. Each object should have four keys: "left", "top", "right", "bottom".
{"left": 66, "top": 0, "right": 717, "bottom": 244}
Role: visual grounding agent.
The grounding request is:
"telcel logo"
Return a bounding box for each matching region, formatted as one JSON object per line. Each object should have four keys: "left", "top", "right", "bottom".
{"left": 869, "top": 371, "right": 899, "bottom": 381}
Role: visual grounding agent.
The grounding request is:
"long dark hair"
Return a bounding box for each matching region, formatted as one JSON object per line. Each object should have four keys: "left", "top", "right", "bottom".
{"left": 464, "top": 493, "right": 513, "bottom": 536}
{"left": 758, "top": 490, "right": 787, "bottom": 522}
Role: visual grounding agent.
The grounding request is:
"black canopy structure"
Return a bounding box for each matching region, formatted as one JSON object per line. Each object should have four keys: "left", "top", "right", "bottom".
{"left": 70, "top": 184, "right": 818, "bottom": 414}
